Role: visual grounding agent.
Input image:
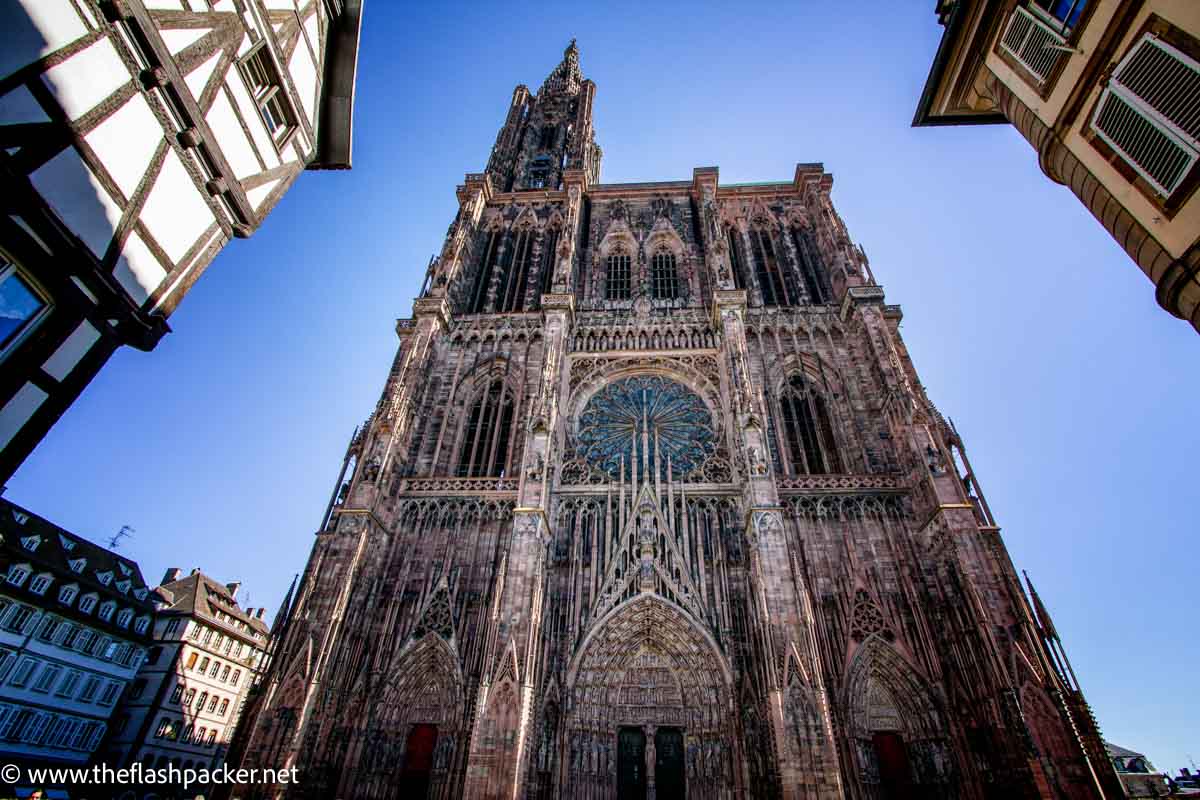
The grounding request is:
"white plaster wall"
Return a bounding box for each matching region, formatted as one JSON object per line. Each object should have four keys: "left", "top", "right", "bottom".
{"left": 42, "top": 321, "right": 101, "bottom": 383}
{"left": 185, "top": 50, "right": 223, "bottom": 101}
{"left": 84, "top": 92, "right": 163, "bottom": 200}
{"left": 138, "top": 149, "right": 215, "bottom": 265}
{"left": 112, "top": 230, "right": 165, "bottom": 306}
{"left": 1, "top": 1, "right": 88, "bottom": 81}
{"left": 0, "top": 383, "right": 48, "bottom": 450}
{"left": 246, "top": 180, "right": 281, "bottom": 211}
{"left": 226, "top": 60, "right": 282, "bottom": 171}
{"left": 28, "top": 148, "right": 121, "bottom": 261}
{"left": 287, "top": 37, "right": 318, "bottom": 124}
{"left": 42, "top": 36, "right": 129, "bottom": 122}
{"left": 205, "top": 91, "right": 261, "bottom": 179}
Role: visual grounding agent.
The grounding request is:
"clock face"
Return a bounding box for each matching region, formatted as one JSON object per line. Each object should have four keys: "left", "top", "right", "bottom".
{"left": 576, "top": 375, "right": 716, "bottom": 481}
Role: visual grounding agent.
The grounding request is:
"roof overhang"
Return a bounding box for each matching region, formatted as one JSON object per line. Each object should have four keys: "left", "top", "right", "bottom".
{"left": 913, "top": 0, "right": 1009, "bottom": 127}
{"left": 308, "top": 0, "right": 363, "bottom": 170}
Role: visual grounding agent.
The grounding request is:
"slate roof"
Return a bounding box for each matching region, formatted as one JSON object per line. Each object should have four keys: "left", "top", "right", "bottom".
{"left": 1106, "top": 741, "right": 1147, "bottom": 759}
{"left": 158, "top": 570, "right": 270, "bottom": 642}
{"left": 0, "top": 498, "right": 156, "bottom": 639}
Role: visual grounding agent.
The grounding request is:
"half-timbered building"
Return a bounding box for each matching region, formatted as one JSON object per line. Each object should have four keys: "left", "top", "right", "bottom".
{"left": 0, "top": 0, "right": 363, "bottom": 480}
{"left": 233, "top": 42, "right": 1121, "bottom": 800}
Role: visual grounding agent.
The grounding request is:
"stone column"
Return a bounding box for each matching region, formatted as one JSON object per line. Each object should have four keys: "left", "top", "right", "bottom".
{"left": 713, "top": 290, "right": 844, "bottom": 799}
{"left": 463, "top": 169, "right": 584, "bottom": 800}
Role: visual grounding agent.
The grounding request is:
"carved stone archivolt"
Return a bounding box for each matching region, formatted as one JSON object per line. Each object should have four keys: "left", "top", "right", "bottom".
{"left": 565, "top": 593, "right": 737, "bottom": 798}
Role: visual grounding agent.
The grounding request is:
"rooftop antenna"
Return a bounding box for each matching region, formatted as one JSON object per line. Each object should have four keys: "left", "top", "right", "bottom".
{"left": 108, "top": 525, "right": 134, "bottom": 550}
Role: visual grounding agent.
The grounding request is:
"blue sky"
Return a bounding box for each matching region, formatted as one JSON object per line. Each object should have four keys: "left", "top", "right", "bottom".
{"left": 8, "top": 0, "right": 1198, "bottom": 775}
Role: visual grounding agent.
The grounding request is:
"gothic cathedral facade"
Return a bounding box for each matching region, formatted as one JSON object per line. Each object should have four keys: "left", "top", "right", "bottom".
{"left": 234, "top": 43, "right": 1119, "bottom": 800}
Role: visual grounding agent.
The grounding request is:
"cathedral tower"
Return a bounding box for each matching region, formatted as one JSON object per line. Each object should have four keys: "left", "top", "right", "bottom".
{"left": 234, "top": 44, "right": 1120, "bottom": 800}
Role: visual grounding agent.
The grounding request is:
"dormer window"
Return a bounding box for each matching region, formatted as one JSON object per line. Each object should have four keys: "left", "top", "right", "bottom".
{"left": 58, "top": 535, "right": 75, "bottom": 551}
{"left": 116, "top": 609, "right": 133, "bottom": 628}
{"left": 69, "top": 558, "right": 86, "bottom": 574}
{"left": 6, "top": 563, "right": 31, "bottom": 587}
{"left": 133, "top": 588, "right": 147, "bottom": 601}
{"left": 58, "top": 584, "right": 78, "bottom": 605}
{"left": 98, "top": 601, "right": 116, "bottom": 622}
{"left": 240, "top": 43, "right": 296, "bottom": 145}
{"left": 134, "top": 615, "right": 150, "bottom": 635}
{"left": 115, "top": 579, "right": 130, "bottom": 595}
{"left": 28, "top": 573, "right": 52, "bottom": 595}
{"left": 78, "top": 593, "right": 98, "bottom": 614}
{"left": 117, "top": 563, "right": 131, "bottom": 577}
{"left": 19, "top": 535, "right": 40, "bottom": 551}
{"left": 96, "top": 570, "right": 113, "bottom": 586}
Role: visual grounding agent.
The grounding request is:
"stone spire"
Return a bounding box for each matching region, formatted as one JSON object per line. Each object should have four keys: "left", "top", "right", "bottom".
{"left": 539, "top": 39, "right": 583, "bottom": 96}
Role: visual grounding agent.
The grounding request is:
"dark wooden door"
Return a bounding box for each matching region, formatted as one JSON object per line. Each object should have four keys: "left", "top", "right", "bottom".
{"left": 399, "top": 723, "right": 438, "bottom": 798}
{"left": 873, "top": 731, "right": 913, "bottom": 800}
{"left": 618, "top": 726, "right": 647, "bottom": 799}
{"left": 655, "top": 727, "right": 685, "bottom": 800}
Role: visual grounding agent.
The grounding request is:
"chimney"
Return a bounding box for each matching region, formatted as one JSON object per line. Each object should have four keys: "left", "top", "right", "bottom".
{"left": 225, "top": 581, "right": 241, "bottom": 600}
{"left": 256, "top": 608, "right": 265, "bottom": 620}
{"left": 162, "top": 568, "right": 182, "bottom": 585}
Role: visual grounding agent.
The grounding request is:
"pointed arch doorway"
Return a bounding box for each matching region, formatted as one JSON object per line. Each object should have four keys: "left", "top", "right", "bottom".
{"left": 565, "top": 593, "right": 738, "bottom": 799}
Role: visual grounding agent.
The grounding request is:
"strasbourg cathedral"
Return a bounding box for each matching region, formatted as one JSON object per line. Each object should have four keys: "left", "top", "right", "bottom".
{"left": 232, "top": 43, "right": 1122, "bottom": 800}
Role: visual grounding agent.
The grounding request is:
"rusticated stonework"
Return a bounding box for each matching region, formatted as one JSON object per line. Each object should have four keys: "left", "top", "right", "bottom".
{"left": 230, "top": 42, "right": 1122, "bottom": 800}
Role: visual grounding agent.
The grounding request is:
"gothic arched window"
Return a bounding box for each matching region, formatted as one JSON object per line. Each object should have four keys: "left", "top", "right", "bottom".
{"left": 539, "top": 227, "right": 559, "bottom": 297}
{"left": 651, "top": 250, "right": 679, "bottom": 300}
{"left": 727, "top": 228, "right": 746, "bottom": 289}
{"left": 457, "top": 380, "right": 516, "bottom": 477}
{"left": 470, "top": 229, "right": 504, "bottom": 314}
{"left": 750, "top": 227, "right": 793, "bottom": 307}
{"left": 497, "top": 228, "right": 536, "bottom": 312}
{"left": 606, "top": 251, "right": 631, "bottom": 300}
{"left": 789, "top": 226, "right": 830, "bottom": 304}
{"left": 778, "top": 374, "right": 842, "bottom": 474}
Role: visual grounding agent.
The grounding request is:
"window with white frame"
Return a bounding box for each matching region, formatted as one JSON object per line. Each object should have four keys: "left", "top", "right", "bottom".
{"left": 58, "top": 583, "right": 78, "bottom": 604}
{"left": 19, "top": 535, "right": 40, "bottom": 551}
{"left": 78, "top": 593, "right": 97, "bottom": 614}
{"left": 98, "top": 680, "right": 121, "bottom": 705}
{"left": 116, "top": 608, "right": 133, "bottom": 628}
{"left": 55, "top": 669, "right": 80, "bottom": 697}
{"left": 73, "top": 629, "right": 95, "bottom": 653}
{"left": 8, "top": 657, "right": 37, "bottom": 687}
{"left": 68, "top": 558, "right": 86, "bottom": 574}
{"left": 1090, "top": 33, "right": 1200, "bottom": 198}
{"left": 6, "top": 563, "right": 30, "bottom": 587}
{"left": 28, "top": 573, "right": 51, "bottom": 595}
{"left": 241, "top": 43, "right": 296, "bottom": 143}
{"left": 0, "top": 254, "right": 51, "bottom": 360}
{"left": 32, "top": 664, "right": 60, "bottom": 693}
{"left": 134, "top": 615, "right": 150, "bottom": 634}
{"left": 78, "top": 675, "right": 100, "bottom": 702}
{"left": 98, "top": 600, "right": 116, "bottom": 621}
{"left": 164, "top": 618, "right": 181, "bottom": 637}
{"left": 5, "top": 605, "right": 34, "bottom": 633}
{"left": 35, "top": 615, "right": 59, "bottom": 643}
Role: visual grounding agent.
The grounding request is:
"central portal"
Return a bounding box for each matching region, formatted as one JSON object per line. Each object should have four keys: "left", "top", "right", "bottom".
{"left": 565, "top": 594, "right": 738, "bottom": 797}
